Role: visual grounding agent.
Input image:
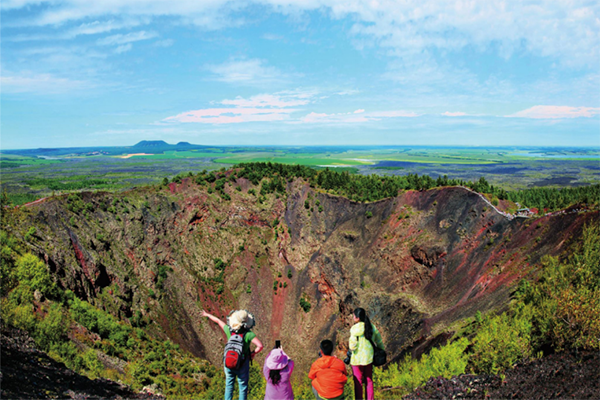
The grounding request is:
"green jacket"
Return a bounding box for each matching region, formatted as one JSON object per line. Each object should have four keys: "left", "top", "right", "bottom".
{"left": 349, "top": 322, "right": 385, "bottom": 366}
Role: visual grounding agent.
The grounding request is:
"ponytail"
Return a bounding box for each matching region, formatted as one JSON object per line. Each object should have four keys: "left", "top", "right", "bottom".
{"left": 353, "top": 307, "right": 373, "bottom": 341}
{"left": 269, "top": 369, "right": 282, "bottom": 385}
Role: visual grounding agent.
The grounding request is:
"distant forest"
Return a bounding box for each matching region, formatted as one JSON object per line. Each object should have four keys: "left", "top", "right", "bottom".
{"left": 218, "top": 162, "right": 600, "bottom": 213}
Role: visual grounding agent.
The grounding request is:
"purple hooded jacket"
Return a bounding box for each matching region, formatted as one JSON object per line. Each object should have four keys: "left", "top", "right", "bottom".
{"left": 263, "top": 349, "right": 295, "bottom": 400}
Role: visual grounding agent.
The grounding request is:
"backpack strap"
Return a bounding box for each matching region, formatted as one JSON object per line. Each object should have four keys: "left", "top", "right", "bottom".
{"left": 231, "top": 328, "right": 250, "bottom": 362}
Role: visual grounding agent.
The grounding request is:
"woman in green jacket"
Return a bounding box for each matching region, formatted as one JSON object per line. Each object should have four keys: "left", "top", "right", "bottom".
{"left": 349, "top": 308, "right": 384, "bottom": 400}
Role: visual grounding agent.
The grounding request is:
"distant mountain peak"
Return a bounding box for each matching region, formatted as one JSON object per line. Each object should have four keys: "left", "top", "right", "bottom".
{"left": 133, "top": 140, "right": 169, "bottom": 147}
{"left": 176, "top": 142, "right": 192, "bottom": 146}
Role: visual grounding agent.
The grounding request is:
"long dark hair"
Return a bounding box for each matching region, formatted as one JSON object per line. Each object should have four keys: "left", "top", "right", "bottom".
{"left": 354, "top": 307, "right": 373, "bottom": 341}
{"left": 269, "top": 369, "right": 282, "bottom": 385}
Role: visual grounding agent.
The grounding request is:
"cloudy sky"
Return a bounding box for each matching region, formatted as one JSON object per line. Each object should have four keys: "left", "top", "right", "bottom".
{"left": 1, "top": 0, "right": 599, "bottom": 149}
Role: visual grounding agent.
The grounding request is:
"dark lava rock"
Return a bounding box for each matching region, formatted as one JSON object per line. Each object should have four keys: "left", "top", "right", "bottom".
{"left": 404, "top": 351, "right": 600, "bottom": 399}
{"left": 1, "top": 325, "right": 164, "bottom": 400}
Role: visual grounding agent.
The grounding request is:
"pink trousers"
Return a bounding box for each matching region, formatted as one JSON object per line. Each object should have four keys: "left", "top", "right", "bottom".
{"left": 352, "top": 364, "right": 374, "bottom": 400}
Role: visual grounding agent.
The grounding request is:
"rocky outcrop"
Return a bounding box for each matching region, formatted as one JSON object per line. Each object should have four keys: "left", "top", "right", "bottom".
{"left": 403, "top": 350, "right": 600, "bottom": 399}
{"left": 0, "top": 325, "right": 164, "bottom": 399}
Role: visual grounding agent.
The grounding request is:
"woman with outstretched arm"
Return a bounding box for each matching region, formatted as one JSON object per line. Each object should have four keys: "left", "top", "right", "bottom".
{"left": 202, "top": 310, "right": 264, "bottom": 400}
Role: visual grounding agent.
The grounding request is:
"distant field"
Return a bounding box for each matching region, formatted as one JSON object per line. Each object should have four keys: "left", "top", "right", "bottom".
{"left": 213, "top": 148, "right": 508, "bottom": 165}
{"left": 1, "top": 154, "right": 63, "bottom": 168}
{"left": 1, "top": 145, "right": 599, "bottom": 205}
{"left": 213, "top": 152, "right": 373, "bottom": 166}
{"left": 113, "top": 150, "right": 228, "bottom": 160}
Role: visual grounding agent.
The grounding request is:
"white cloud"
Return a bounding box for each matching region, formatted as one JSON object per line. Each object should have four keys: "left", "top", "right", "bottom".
{"left": 153, "top": 39, "right": 174, "bottom": 47}
{"left": 3, "top": 19, "right": 145, "bottom": 42}
{"left": 0, "top": 71, "right": 88, "bottom": 93}
{"left": 507, "top": 106, "right": 600, "bottom": 119}
{"left": 205, "top": 58, "right": 288, "bottom": 85}
{"left": 442, "top": 112, "right": 467, "bottom": 117}
{"left": 164, "top": 107, "right": 298, "bottom": 124}
{"left": 2, "top": 1, "right": 224, "bottom": 28}
{"left": 336, "top": 89, "right": 359, "bottom": 96}
{"left": 369, "top": 110, "right": 419, "bottom": 118}
{"left": 1, "top": 0, "right": 44, "bottom": 11}
{"left": 221, "top": 93, "right": 310, "bottom": 108}
{"left": 5, "top": 1, "right": 596, "bottom": 66}
{"left": 299, "top": 109, "right": 420, "bottom": 124}
{"left": 338, "top": 0, "right": 599, "bottom": 68}
{"left": 70, "top": 18, "right": 147, "bottom": 36}
{"left": 115, "top": 43, "right": 133, "bottom": 54}
{"left": 97, "top": 31, "right": 157, "bottom": 46}
{"left": 162, "top": 90, "right": 317, "bottom": 124}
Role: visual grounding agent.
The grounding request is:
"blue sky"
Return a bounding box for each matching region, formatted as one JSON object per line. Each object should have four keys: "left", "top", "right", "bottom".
{"left": 1, "top": 0, "right": 599, "bottom": 149}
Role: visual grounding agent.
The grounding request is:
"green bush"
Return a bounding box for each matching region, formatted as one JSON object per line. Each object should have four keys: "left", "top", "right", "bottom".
{"left": 517, "top": 223, "right": 600, "bottom": 351}
{"left": 214, "top": 258, "right": 226, "bottom": 271}
{"left": 36, "top": 303, "right": 69, "bottom": 349}
{"left": 375, "top": 338, "right": 469, "bottom": 398}
{"left": 16, "top": 253, "right": 55, "bottom": 298}
{"left": 24, "top": 226, "right": 36, "bottom": 241}
{"left": 299, "top": 294, "right": 311, "bottom": 312}
{"left": 82, "top": 349, "right": 104, "bottom": 379}
{"left": 0, "top": 230, "right": 19, "bottom": 295}
{"left": 469, "top": 310, "right": 533, "bottom": 374}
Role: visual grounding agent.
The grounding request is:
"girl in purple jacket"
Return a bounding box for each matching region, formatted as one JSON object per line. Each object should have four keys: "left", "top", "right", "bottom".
{"left": 263, "top": 347, "right": 294, "bottom": 400}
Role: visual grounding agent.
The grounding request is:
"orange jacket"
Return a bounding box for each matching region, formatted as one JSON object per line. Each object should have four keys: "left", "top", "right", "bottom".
{"left": 308, "top": 355, "right": 348, "bottom": 399}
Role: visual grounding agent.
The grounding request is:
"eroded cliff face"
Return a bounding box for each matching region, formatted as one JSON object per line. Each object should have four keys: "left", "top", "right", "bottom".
{"left": 12, "top": 176, "right": 598, "bottom": 371}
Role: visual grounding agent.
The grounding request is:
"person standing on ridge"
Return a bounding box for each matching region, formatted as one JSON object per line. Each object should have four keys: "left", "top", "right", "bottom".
{"left": 202, "top": 309, "right": 264, "bottom": 400}
{"left": 263, "top": 341, "right": 295, "bottom": 400}
{"left": 308, "top": 339, "right": 348, "bottom": 400}
{"left": 348, "top": 308, "right": 385, "bottom": 400}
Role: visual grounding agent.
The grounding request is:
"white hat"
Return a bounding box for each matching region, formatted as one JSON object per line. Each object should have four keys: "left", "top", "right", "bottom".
{"left": 228, "top": 310, "right": 255, "bottom": 331}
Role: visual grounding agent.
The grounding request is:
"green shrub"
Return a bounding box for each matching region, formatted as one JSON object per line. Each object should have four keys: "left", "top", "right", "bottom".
{"left": 16, "top": 253, "right": 55, "bottom": 298}
{"left": 299, "top": 294, "right": 311, "bottom": 312}
{"left": 82, "top": 349, "right": 104, "bottom": 379}
{"left": 0, "top": 231, "right": 19, "bottom": 295}
{"left": 214, "top": 258, "right": 226, "bottom": 271}
{"left": 156, "top": 265, "right": 172, "bottom": 289}
{"left": 2, "top": 300, "right": 36, "bottom": 331}
{"left": 469, "top": 310, "right": 533, "bottom": 374}
{"left": 375, "top": 338, "right": 469, "bottom": 398}
{"left": 36, "top": 303, "right": 69, "bottom": 349}
{"left": 220, "top": 192, "right": 231, "bottom": 201}
{"left": 515, "top": 223, "right": 600, "bottom": 352}
{"left": 24, "top": 226, "right": 36, "bottom": 241}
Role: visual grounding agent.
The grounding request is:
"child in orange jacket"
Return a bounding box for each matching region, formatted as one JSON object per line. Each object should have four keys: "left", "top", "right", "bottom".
{"left": 308, "top": 340, "right": 348, "bottom": 400}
